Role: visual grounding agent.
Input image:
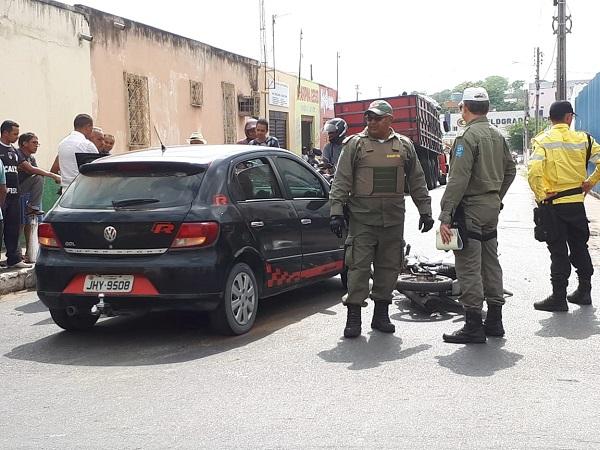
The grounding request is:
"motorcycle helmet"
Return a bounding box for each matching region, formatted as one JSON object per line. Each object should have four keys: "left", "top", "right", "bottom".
{"left": 323, "top": 118, "right": 348, "bottom": 144}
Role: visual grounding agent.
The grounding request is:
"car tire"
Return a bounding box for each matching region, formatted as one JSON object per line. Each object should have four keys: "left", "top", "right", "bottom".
{"left": 396, "top": 273, "right": 453, "bottom": 292}
{"left": 210, "top": 262, "right": 258, "bottom": 335}
{"left": 49, "top": 308, "right": 99, "bottom": 331}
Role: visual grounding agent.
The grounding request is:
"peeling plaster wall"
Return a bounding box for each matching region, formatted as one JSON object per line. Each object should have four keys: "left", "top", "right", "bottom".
{"left": 0, "top": 0, "right": 93, "bottom": 168}
{"left": 81, "top": 7, "right": 259, "bottom": 151}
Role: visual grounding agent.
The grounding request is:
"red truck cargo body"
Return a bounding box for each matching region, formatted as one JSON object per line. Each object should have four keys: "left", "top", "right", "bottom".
{"left": 333, "top": 95, "right": 443, "bottom": 153}
{"left": 333, "top": 95, "right": 445, "bottom": 189}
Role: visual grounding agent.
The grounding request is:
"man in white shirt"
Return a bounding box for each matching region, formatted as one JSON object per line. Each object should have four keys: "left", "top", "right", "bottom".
{"left": 51, "top": 114, "right": 98, "bottom": 191}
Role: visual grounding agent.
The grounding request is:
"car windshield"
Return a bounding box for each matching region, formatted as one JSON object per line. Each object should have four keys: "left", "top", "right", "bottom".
{"left": 60, "top": 169, "right": 205, "bottom": 209}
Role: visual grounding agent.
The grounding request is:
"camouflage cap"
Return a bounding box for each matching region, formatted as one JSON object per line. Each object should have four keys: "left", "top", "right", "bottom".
{"left": 366, "top": 100, "right": 393, "bottom": 116}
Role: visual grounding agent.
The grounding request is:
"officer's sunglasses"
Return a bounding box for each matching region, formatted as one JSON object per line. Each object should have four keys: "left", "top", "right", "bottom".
{"left": 365, "top": 114, "right": 385, "bottom": 122}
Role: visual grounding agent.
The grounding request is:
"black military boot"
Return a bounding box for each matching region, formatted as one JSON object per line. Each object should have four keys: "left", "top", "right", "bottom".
{"left": 371, "top": 302, "right": 395, "bottom": 333}
{"left": 344, "top": 305, "right": 362, "bottom": 338}
{"left": 567, "top": 280, "right": 592, "bottom": 306}
{"left": 484, "top": 305, "right": 505, "bottom": 337}
{"left": 534, "top": 292, "right": 568, "bottom": 312}
{"left": 443, "top": 310, "right": 486, "bottom": 344}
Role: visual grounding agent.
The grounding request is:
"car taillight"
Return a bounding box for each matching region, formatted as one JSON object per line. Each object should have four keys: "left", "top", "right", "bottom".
{"left": 38, "top": 223, "right": 62, "bottom": 248}
{"left": 171, "top": 222, "right": 219, "bottom": 248}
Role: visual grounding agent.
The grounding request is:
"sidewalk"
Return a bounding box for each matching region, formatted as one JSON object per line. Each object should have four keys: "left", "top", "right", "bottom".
{"left": 0, "top": 247, "right": 36, "bottom": 296}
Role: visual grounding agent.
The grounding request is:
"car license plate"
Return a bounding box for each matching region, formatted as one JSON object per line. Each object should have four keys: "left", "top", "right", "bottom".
{"left": 83, "top": 275, "right": 134, "bottom": 293}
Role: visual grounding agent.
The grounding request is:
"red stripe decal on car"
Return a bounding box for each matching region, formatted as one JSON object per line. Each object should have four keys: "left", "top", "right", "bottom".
{"left": 265, "top": 260, "right": 343, "bottom": 287}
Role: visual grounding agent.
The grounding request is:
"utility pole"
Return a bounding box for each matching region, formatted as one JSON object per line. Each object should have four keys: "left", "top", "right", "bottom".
{"left": 377, "top": 86, "right": 382, "bottom": 97}
{"left": 355, "top": 84, "right": 361, "bottom": 101}
{"left": 297, "top": 29, "right": 303, "bottom": 97}
{"left": 553, "top": 0, "right": 571, "bottom": 101}
{"left": 534, "top": 47, "right": 542, "bottom": 135}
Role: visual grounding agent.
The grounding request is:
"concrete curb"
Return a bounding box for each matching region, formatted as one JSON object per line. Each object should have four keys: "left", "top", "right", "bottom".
{"left": 0, "top": 267, "right": 36, "bottom": 296}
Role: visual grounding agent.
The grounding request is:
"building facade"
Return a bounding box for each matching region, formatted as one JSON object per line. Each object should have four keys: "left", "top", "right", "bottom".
{"left": 80, "top": 6, "right": 260, "bottom": 151}
{"left": 528, "top": 79, "right": 589, "bottom": 120}
{"left": 0, "top": 0, "right": 94, "bottom": 169}
{"left": 259, "top": 67, "right": 337, "bottom": 155}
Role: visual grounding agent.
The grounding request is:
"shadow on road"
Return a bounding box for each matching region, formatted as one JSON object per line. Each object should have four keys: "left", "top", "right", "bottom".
{"left": 535, "top": 307, "right": 600, "bottom": 340}
{"left": 390, "top": 298, "right": 461, "bottom": 323}
{"left": 15, "top": 300, "right": 48, "bottom": 314}
{"left": 435, "top": 339, "right": 523, "bottom": 377}
{"left": 5, "top": 279, "right": 343, "bottom": 367}
{"left": 318, "top": 332, "right": 431, "bottom": 370}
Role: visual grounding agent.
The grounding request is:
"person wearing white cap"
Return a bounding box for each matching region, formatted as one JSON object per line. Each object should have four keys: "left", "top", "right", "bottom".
{"left": 189, "top": 131, "right": 207, "bottom": 145}
{"left": 439, "top": 87, "right": 516, "bottom": 344}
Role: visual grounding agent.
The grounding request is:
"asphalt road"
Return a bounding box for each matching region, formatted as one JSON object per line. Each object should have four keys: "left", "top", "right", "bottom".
{"left": 1, "top": 172, "right": 599, "bottom": 449}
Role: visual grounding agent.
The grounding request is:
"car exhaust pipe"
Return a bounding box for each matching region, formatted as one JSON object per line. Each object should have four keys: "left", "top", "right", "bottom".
{"left": 66, "top": 305, "right": 78, "bottom": 317}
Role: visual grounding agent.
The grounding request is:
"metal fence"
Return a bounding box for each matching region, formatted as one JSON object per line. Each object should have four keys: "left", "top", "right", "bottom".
{"left": 575, "top": 72, "right": 600, "bottom": 194}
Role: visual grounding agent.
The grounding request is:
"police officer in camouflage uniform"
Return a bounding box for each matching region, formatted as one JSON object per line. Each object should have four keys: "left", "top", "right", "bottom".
{"left": 329, "top": 100, "right": 434, "bottom": 338}
{"left": 439, "top": 87, "right": 516, "bottom": 344}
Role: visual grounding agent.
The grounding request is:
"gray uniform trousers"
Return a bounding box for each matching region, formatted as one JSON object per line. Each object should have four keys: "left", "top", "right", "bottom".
{"left": 344, "top": 220, "right": 404, "bottom": 306}
{"left": 20, "top": 175, "right": 44, "bottom": 209}
{"left": 453, "top": 196, "right": 504, "bottom": 311}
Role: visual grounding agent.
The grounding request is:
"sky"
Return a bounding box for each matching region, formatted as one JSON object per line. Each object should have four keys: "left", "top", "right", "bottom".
{"left": 67, "top": 0, "right": 600, "bottom": 101}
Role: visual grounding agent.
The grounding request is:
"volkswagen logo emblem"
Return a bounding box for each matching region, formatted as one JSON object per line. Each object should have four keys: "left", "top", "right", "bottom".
{"left": 103, "top": 226, "right": 117, "bottom": 243}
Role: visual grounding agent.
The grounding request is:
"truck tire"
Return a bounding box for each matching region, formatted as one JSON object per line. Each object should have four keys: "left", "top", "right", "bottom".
{"left": 421, "top": 158, "right": 434, "bottom": 190}
{"left": 429, "top": 157, "right": 438, "bottom": 189}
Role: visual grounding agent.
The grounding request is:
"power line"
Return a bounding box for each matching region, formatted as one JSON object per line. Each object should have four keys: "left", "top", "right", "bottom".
{"left": 542, "top": 41, "right": 557, "bottom": 80}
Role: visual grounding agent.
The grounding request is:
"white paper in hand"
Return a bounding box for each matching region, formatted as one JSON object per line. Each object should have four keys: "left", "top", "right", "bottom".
{"left": 436, "top": 228, "right": 463, "bottom": 251}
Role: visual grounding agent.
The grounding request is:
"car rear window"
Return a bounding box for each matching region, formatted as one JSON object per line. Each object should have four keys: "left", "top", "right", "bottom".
{"left": 60, "top": 169, "right": 205, "bottom": 209}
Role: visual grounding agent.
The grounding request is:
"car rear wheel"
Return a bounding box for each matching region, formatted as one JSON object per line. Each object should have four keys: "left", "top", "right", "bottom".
{"left": 210, "top": 262, "right": 258, "bottom": 335}
{"left": 49, "top": 307, "right": 99, "bottom": 331}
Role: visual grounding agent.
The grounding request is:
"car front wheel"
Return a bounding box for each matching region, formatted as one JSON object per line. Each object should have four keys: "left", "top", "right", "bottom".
{"left": 210, "top": 262, "right": 258, "bottom": 335}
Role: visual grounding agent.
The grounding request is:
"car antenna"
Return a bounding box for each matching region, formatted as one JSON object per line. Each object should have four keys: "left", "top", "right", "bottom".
{"left": 153, "top": 125, "right": 167, "bottom": 154}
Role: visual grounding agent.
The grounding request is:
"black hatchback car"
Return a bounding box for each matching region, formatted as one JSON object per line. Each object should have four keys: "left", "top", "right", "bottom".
{"left": 36, "top": 145, "right": 345, "bottom": 335}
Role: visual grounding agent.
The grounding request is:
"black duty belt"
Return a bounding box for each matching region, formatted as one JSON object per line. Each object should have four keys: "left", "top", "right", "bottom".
{"left": 543, "top": 187, "right": 583, "bottom": 204}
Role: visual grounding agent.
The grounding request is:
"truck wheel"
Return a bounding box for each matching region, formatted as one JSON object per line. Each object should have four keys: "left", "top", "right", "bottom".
{"left": 422, "top": 159, "right": 434, "bottom": 190}
{"left": 397, "top": 273, "right": 453, "bottom": 292}
{"left": 210, "top": 262, "right": 258, "bottom": 335}
{"left": 49, "top": 307, "right": 99, "bottom": 331}
{"left": 432, "top": 158, "right": 440, "bottom": 189}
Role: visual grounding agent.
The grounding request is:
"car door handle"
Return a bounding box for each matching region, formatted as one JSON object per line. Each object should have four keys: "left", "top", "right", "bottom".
{"left": 250, "top": 221, "right": 264, "bottom": 228}
{"left": 300, "top": 218, "right": 312, "bottom": 225}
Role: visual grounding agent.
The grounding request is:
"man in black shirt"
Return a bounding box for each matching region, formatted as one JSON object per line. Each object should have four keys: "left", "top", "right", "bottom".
{"left": 17, "top": 132, "right": 61, "bottom": 262}
{"left": 0, "top": 120, "right": 31, "bottom": 268}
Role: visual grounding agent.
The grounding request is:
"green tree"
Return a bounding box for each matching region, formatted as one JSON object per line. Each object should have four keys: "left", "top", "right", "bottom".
{"left": 482, "top": 76, "right": 509, "bottom": 110}
{"left": 429, "top": 76, "right": 526, "bottom": 112}
{"left": 507, "top": 118, "right": 549, "bottom": 151}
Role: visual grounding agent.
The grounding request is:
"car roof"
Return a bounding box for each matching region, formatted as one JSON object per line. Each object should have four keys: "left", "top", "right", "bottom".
{"left": 89, "top": 145, "right": 294, "bottom": 166}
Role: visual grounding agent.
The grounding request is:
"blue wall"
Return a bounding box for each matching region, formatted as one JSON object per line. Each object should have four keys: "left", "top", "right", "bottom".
{"left": 575, "top": 72, "right": 600, "bottom": 194}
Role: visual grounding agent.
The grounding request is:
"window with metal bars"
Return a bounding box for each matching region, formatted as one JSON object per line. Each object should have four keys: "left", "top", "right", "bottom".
{"left": 190, "top": 80, "right": 203, "bottom": 107}
{"left": 124, "top": 72, "right": 150, "bottom": 148}
{"left": 222, "top": 82, "right": 237, "bottom": 144}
